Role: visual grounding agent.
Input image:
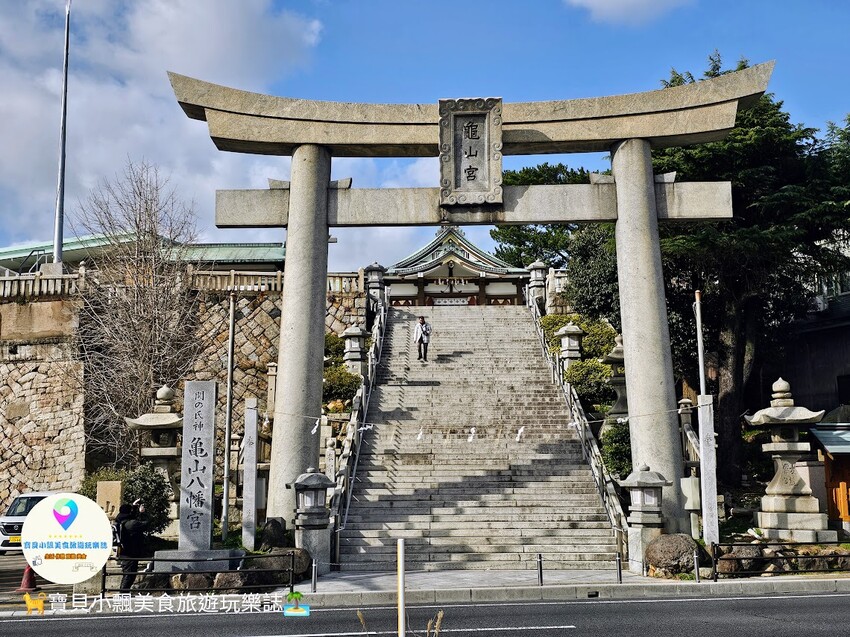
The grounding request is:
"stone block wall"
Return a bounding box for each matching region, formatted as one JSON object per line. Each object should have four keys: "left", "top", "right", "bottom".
{"left": 0, "top": 341, "right": 85, "bottom": 511}
{"left": 185, "top": 291, "right": 367, "bottom": 473}
{"left": 0, "top": 286, "right": 367, "bottom": 509}
{"left": 326, "top": 293, "right": 367, "bottom": 334}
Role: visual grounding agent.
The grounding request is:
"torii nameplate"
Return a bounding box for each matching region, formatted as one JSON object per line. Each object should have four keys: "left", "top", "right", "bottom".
{"left": 438, "top": 98, "right": 503, "bottom": 207}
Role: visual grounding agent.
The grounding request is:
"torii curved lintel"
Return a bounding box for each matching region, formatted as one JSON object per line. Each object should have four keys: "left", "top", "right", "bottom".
{"left": 169, "top": 62, "right": 773, "bottom": 157}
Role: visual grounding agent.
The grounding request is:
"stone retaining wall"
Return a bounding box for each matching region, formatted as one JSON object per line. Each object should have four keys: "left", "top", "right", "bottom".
{"left": 0, "top": 288, "right": 367, "bottom": 509}
{"left": 0, "top": 341, "right": 85, "bottom": 510}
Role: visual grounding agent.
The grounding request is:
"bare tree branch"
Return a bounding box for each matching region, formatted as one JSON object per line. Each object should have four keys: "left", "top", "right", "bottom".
{"left": 71, "top": 160, "right": 205, "bottom": 467}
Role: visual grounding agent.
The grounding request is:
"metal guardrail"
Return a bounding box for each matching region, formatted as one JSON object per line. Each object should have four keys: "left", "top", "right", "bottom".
{"left": 525, "top": 287, "right": 630, "bottom": 561}
{"left": 330, "top": 288, "right": 389, "bottom": 551}
{"left": 101, "top": 552, "right": 295, "bottom": 594}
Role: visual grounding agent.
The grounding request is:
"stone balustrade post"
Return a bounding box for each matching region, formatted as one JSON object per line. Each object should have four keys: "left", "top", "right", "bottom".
{"left": 526, "top": 260, "right": 547, "bottom": 309}
{"left": 343, "top": 326, "right": 369, "bottom": 377}
{"left": 266, "top": 362, "right": 277, "bottom": 415}
{"left": 555, "top": 322, "right": 584, "bottom": 373}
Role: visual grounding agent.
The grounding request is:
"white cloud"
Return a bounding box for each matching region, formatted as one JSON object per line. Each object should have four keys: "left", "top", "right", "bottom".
{"left": 0, "top": 2, "right": 496, "bottom": 273}
{"left": 564, "top": 0, "right": 691, "bottom": 25}
{"left": 0, "top": 0, "right": 320, "bottom": 252}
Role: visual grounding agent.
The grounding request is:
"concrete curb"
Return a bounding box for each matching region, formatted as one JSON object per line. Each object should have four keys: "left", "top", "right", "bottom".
{"left": 3, "top": 577, "right": 850, "bottom": 616}
{"left": 303, "top": 577, "right": 850, "bottom": 608}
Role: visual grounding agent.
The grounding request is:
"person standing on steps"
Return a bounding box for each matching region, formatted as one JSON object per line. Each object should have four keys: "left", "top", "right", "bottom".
{"left": 413, "top": 315, "right": 432, "bottom": 362}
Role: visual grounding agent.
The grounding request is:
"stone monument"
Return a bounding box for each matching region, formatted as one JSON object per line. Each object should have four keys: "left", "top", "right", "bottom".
{"left": 746, "top": 378, "right": 837, "bottom": 542}
{"left": 601, "top": 335, "right": 628, "bottom": 438}
{"left": 242, "top": 396, "right": 259, "bottom": 551}
{"left": 153, "top": 381, "right": 245, "bottom": 573}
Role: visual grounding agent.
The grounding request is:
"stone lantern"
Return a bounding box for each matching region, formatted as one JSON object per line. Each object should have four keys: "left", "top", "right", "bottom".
{"left": 527, "top": 260, "right": 547, "bottom": 308}
{"left": 342, "top": 325, "right": 368, "bottom": 377}
{"left": 555, "top": 322, "right": 584, "bottom": 373}
{"left": 746, "top": 378, "right": 836, "bottom": 542}
{"left": 619, "top": 464, "right": 671, "bottom": 573}
{"left": 125, "top": 385, "right": 183, "bottom": 538}
{"left": 364, "top": 262, "right": 387, "bottom": 305}
{"left": 600, "top": 335, "right": 628, "bottom": 437}
{"left": 291, "top": 467, "right": 335, "bottom": 575}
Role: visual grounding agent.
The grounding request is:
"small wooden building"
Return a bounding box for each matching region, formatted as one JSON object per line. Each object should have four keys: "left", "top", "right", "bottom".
{"left": 810, "top": 405, "right": 850, "bottom": 533}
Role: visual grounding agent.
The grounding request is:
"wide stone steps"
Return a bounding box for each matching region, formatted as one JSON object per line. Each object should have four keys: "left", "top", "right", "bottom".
{"left": 340, "top": 305, "right": 617, "bottom": 571}
{"left": 340, "top": 527, "right": 614, "bottom": 539}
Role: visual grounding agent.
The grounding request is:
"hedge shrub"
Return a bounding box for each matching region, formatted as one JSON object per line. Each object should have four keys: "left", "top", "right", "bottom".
{"left": 539, "top": 313, "right": 616, "bottom": 358}
{"left": 79, "top": 463, "right": 172, "bottom": 534}
{"left": 563, "top": 359, "right": 616, "bottom": 408}
{"left": 600, "top": 417, "right": 632, "bottom": 480}
{"left": 323, "top": 364, "right": 362, "bottom": 404}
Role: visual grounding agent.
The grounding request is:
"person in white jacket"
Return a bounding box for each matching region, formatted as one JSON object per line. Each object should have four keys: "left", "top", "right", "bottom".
{"left": 413, "top": 315, "right": 432, "bottom": 362}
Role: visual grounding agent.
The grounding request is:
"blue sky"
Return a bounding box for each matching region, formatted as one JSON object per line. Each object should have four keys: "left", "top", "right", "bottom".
{"left": 1, "top": 0, "right": 848, "bottom": 270}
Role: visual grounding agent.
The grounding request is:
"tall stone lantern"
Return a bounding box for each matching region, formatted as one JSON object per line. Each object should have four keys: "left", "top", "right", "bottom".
{"left": 125, "top": 385, "right": 183, "bottom": 538}
{"left": 527, "top": 260, "right": 547, "bottom": 308}
{"left": 601, "top": 335, "right": 628, "bottom": 438}
{"left": 555, "top": 322, "right": 584, "bottom": 373}
{"left": 746, "top": 378, "right": 837, "bottom": 542}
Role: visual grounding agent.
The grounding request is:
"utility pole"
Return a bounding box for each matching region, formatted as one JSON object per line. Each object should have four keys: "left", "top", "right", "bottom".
{"left": 50, "top": 0, "right": 72, "bottom": 273}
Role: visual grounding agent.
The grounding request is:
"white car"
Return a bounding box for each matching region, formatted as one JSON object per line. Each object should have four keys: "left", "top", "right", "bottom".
{"left": 0, "top": 492, "right": 56, "bottom": 554}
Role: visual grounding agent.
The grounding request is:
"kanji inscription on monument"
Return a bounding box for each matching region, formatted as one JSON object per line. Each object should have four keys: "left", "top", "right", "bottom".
{"left": 439, "top": 98, "right": 503, "bottom": 206}
{"left": 179, "top": 380, "right": 216, "bottom": 551}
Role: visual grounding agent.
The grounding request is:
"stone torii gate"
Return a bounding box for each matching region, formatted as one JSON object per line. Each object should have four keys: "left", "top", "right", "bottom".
{"left": 170, "top": 63, "right": 773, "bottom": 531}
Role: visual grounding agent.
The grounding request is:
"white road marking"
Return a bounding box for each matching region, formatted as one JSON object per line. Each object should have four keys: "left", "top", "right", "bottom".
{"left": 247, "top": 627, "right": 576, "bottom": 637}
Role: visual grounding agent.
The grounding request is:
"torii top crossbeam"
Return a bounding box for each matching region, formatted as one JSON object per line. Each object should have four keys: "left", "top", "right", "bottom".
{"left": 169, "top": 62, "right": 773, "bottom": 157}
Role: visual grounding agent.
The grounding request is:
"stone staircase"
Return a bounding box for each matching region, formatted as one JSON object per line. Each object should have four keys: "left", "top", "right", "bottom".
{"left": 338, "top": 305, "right": 618, "bottom": 570}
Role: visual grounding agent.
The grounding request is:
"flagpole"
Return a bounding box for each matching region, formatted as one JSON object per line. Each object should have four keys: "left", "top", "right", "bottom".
{"left": 52, "top": 0, "right": 71, "bottom": 269}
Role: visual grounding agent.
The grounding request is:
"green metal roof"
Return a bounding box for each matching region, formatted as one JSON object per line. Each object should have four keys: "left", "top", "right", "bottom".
{"left": 0, "top": 234, "right": 284, "bottom": 272}
{"left": 178, "top": 243, "right": 285, "bottom": 264}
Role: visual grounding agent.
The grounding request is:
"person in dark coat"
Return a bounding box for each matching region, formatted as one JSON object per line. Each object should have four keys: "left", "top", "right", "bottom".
{"left": 115, "top": 500, "right": 149, "bottom": 592}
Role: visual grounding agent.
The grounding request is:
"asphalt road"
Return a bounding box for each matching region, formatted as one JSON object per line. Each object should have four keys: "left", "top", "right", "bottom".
{"left": 2, "top": 593, "right": 850, "bottom": 637}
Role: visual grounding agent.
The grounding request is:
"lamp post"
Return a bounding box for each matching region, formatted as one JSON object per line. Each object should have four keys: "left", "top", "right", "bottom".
{"left": 292, "top": 467, "right": 335, "bottom": 575}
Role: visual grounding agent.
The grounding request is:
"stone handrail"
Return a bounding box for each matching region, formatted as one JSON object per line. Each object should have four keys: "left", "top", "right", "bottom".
{"left": 190, "top": 269, "right": 283, "bottom": 292}
{"left": 526, "top": 290, "right": 629, "bottom": 560}
{"left": 0, "top": 272, "right": 82, "bottom": 299}
{"left": 682, "top": 419, "right": 701, "bottom": 469}
{"left": 330, "top": 287, "right": 389, "bottom": 539}
{"left": 0, "top": 268, "right": 365, "bottom": 298}
{"left": 189, "top": 269, "right": 363, "bottom": 295}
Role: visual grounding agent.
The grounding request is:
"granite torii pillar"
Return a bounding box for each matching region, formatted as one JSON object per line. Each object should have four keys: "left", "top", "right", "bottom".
{"left": 267, "top": 144, "right": 331, "bottom": 521}
{"left": 612, "top": 139, "right": 686, "bottom": 529}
